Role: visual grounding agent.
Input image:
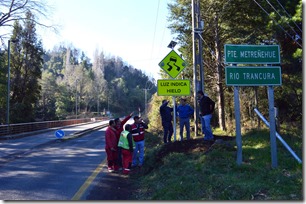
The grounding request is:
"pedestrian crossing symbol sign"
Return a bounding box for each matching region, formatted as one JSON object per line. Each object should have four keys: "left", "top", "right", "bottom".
{"left": 158, "top": 50, "right": 186, "bottom": 79}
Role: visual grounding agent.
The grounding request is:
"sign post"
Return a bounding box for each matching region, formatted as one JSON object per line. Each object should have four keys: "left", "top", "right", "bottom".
{"left": 234, "top": 86, "right": 242, "bottom": 165}
{"left": 158, "top": 50, "right": 189, "bottom": 141}
{"left": 224, "top": 44, "right": 281, "bottom": 168}
{"left": 268, "top": 86, "right": 277, "bottom": 167}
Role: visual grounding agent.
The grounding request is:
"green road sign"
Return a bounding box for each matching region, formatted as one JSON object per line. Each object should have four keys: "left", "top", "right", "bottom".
{"left": 157, "top": 79, "right": 190, "bottom": 96}
{"left": 225, "top": 66, "right": 282, "bottom": 86}
{"left": 158, "top": 50, "right": 186, "bottom": 79}
{"left": 224, "top": 44, "right": 280, "bottom": 64}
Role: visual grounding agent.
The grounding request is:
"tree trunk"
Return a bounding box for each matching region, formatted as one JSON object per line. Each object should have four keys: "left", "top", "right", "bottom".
{"left": 214, "top": 13, "right": 226, "bottom": 131}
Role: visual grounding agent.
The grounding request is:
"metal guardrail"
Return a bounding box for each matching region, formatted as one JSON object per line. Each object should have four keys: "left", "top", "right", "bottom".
{"left": 0, "top": 117, "right": 108, "bottom": 137}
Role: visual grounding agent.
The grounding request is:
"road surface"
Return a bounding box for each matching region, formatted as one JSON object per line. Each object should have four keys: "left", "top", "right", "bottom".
{"left": 0, "top": 120, "right": 134, "bottom": 200}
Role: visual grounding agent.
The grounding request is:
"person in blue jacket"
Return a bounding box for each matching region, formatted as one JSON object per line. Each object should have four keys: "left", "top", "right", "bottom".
{"left": 159, "top": 100, "right": 173, "bottom": 143}
{"left": 176, "top": 98, "right": 194, "bottom": 141}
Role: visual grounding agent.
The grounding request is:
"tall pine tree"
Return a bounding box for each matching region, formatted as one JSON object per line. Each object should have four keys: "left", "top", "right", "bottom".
{"left": 9, "top": 11, "right": 44, "bottom": 123}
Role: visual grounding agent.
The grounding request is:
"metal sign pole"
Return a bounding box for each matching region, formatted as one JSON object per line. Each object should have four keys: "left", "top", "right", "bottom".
{"left": 234, "top": 86, "right": 242, "bottom": 165}
{"left": 224, "top": 44, "right": 282, "bottom": 168}
{"left": 173, "top": 96, "right": 176, "bottom": 141}
{"left": 268, "top": 86, "right": 278, "bottom": 168}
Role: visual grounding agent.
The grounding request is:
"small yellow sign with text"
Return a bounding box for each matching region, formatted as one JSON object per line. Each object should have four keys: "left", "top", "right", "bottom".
{"left": 157, "top": 79, "right": 190, "bottom": 96}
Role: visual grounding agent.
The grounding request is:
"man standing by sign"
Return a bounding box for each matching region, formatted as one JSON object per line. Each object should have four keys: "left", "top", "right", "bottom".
{"left": 176, "top": 98, "right": 194, "bottom": 141}
{"left": 159, "top": 100, "right": 174, "bottom": 143}
{"left": 197, "top": 90, "right": 215, "bottom": 141}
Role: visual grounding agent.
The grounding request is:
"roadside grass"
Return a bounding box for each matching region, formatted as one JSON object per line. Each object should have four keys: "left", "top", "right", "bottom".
{"left": 130, "top": 128, "right": 303, "bottom": 200}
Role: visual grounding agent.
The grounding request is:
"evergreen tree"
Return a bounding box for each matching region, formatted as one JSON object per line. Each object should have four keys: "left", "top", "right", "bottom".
{"left": 0, "top": 49, "right": 6, "bottom": 124}
{"left": 37, "top": 69, "right": 58, "bottom": 120}
{"left": 9, "top": 11, "right": 44, "bottom": 123}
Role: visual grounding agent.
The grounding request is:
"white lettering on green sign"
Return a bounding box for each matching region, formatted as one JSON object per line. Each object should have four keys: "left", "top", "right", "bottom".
{"left": 224, "top": 45, "right": 280, "bottom": 64}
{"left": 230, "top": 73, "right": 239, "bottom": 80}
{"left": 243, "top": 72, "right": 275, "bottom": 80}
{"left": 230, "top": 72, "right": 276, "bottom": 80}
{"left": 227, "top": 51, "right": 237, "bottom": 58}
{"left": 227, "top": 50, "right": 276, "bottom": 59}
{"left": 225, "top": 66, "right": 282, "bottom": 86}
{"left": 239, "top": 50, "right": 276, "bottom": 59}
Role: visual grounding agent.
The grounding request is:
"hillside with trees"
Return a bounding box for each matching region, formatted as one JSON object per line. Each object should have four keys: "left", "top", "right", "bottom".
{"left": 0, "top": 0, "right": 302, "bottom": 134}
{"left": 0, "top": 1, "right": 156, "bottom": 124}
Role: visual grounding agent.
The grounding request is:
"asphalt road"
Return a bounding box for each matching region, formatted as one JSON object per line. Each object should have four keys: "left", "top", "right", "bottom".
{"left": 0, "top": 121, "right": 113, "bottom": 200}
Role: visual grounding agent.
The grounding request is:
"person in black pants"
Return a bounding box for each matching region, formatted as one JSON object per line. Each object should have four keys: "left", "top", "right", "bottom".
{"left": 159, "top": 100, "right": 174, "bottom": 143}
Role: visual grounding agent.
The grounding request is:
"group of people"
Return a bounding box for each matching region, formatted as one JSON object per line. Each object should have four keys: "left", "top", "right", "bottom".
{"left": 105, "top": 112, "right": 148, "bottom": 175}
{"left": 159, "top": 90, "right": 215, "bottom": 143}
{"left": 105, "top": 90, "right": 214, "bottom": 174}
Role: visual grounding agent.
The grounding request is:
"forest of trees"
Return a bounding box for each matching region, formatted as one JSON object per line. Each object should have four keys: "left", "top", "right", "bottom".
{"left": 148, "top": 0, "right": 302, "bottom": 133}
{"left": 0, "top": 0, "right": 303, "bottom": 134}
{"left": 0, "top": 1, "right": 157, "bottom": 124}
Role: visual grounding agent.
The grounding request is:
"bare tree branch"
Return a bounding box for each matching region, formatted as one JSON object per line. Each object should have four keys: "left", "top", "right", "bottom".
{"left": 0, "top": 0, "right": 59, "bottom": 40}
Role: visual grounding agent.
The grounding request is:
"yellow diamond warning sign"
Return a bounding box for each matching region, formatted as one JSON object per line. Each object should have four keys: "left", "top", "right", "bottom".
{"left": 158, "top": 50, "right": 186, "bottom": 79}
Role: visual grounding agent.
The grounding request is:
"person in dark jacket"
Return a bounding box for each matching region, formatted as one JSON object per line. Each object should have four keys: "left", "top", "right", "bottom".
{"left": 118, "top": 124, "right": 135, "bottom": 175}
{"left": 197, "top": 90, "right": 215, "bottom": 141}
{"left": 159, "top": 100, "right": 174, "bottom": 143}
